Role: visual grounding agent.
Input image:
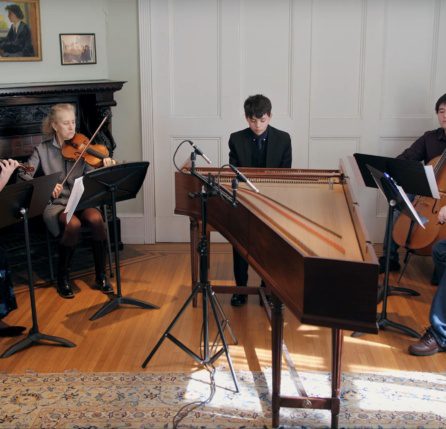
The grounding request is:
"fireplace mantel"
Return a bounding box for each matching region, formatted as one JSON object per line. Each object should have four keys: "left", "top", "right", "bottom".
{"left": 0, "top": 79, "right": 125, "bottom": 160}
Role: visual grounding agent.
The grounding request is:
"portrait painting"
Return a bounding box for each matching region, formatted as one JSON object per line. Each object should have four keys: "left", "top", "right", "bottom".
{"left": 0, "top": 0, "right": 41, "bottom": 61}
{"left": 60, "top": 33, "right": 96, "bottom": 65}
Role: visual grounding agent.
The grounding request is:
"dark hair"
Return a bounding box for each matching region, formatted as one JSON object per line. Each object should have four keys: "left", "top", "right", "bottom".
{"left": 6, "top": 4, "right": 24, "bottom": 20}
{"left": 435, "top": 94, "right": 446, "bottom": 113}
{"left": 244, "top": 94, "right": 272, "bottom": 118}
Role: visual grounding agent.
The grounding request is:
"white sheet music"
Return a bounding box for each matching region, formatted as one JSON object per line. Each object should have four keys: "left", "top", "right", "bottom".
{"left": 396, "top": 184, "right": 426, "bottom": 229}
{"left": 64, "top": 177, "right": 84, "bottom": 223}
{"left": 424, "top": 165, "right": 440, "bottom": 199}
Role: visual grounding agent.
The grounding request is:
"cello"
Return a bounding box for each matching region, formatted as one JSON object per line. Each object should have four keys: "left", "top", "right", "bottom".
{"left": 392, "top": 149, "right": 446, "bottom": 255}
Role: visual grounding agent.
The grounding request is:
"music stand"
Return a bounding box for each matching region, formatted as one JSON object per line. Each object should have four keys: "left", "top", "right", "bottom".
{"left": 75, "top": 162, "right": 159, "bottom": 321}
{"left": 354, "top": 153, "right": 438, "bottom": 294}
{"left": 0, "top": 174, "right": 76, "bottom": 358}
{"left": 366, "top": 165, "right": 422, "bottom": 338}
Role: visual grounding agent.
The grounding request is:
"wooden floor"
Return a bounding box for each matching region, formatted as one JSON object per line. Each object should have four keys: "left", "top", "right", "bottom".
{"left": 0, "top": 243, "right": 444, "bottom": 374}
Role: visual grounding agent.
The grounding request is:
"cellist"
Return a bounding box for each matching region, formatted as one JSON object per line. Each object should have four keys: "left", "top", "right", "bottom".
{"left": 379, "top": 93, "right": 446, "bottom": 274}
{"left": 19, "top": 103, "right": 116, "bottom": 299}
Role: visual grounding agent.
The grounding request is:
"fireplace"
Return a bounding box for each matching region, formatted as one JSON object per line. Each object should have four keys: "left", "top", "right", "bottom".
{"left": 0, "top": 80, "right": 125, "bottom": 162}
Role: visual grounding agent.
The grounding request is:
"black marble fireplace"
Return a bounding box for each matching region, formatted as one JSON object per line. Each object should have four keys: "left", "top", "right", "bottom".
{"left": 0, "top": 79, "right": 125, "bottom": 161}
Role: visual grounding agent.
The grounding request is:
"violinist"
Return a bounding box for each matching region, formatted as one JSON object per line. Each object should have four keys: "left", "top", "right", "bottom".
{"left": 0, "top": 159, "right": 26, "bottom": 337}
{"left": 380, "top": 93, "right": 446, "bottom": 274}
{"left": 19, "top": 103, "right": 115, "bottom": 299}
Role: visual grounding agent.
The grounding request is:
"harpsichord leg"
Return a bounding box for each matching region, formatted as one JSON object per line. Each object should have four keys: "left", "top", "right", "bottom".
{"left": 271, "top": 293, "right": 285, "bottom": 428}
{"left": 331, "top": 328, "right": 343, "bottom": 429}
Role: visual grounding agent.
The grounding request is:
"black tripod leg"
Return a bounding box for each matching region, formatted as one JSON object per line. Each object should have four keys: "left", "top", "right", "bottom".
{"left": 208, "top": 289, "right": 239, "bottom": 392}
{"left": 378, "top": 316, "right": 421, "bottom": 338}
{"left": 120, "top": 297, "right": 159, "bottom": 309}
{"left": 89, "top": 298, "right": 120, "bottom": 321}
{"left": 210, "top": 288, "right": 237, "bottom": 345}
{"left": 142, "top": 283, "right": 202, "bottom": 368}
{"left": 0, "top": 332, "right": 76, "bottom": 358}
{"left": 90, "top": 292, "right": 159, "bottom": 321}
{"left": 388, "top": 286, "right": 420, "bottom": 296}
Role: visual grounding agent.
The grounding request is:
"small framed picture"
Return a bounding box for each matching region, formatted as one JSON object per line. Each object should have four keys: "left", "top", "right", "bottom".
{"left": 59, "top": 33, "right": 96, "bottom": 65}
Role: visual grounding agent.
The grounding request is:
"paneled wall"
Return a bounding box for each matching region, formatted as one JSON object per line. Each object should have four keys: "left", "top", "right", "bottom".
{"left": 139, "top": 0, "right": 446, "bottom": 242}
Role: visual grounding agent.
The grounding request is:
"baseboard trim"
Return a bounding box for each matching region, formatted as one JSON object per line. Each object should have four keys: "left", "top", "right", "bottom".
{"left": 119, "top": 214, "right": 148, "bottom": 244}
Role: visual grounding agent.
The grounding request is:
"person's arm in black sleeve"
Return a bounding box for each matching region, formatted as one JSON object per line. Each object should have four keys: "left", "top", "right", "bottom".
{"left": 228, "top": 134, "right": 240, "bottom": 167}
{"left": 281, "top": 134, "right": 292, "bottom": 168}
{"left": 396, "top": 133, "right": 427, "bottom": 162}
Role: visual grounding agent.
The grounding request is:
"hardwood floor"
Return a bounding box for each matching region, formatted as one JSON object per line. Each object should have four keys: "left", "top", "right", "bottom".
{"left": 0, "top": 243, "right": 444, "bottom": 374}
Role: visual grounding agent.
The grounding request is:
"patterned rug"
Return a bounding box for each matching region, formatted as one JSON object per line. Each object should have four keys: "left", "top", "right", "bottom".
{"left": 0, "top": 368, "right": 445, "bottom": 428}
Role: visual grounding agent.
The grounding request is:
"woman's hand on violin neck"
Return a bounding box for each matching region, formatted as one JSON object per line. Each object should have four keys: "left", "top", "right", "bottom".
{"left": 52, "top": 183, "right": 63, "bottom": 199}
{"left": 103, "top": 157, "right": 116, "bottom": 167}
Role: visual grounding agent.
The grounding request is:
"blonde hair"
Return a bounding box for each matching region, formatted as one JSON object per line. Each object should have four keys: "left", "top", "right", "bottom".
{"left": 42, "top": 103, "right": 76, "bottom": 137}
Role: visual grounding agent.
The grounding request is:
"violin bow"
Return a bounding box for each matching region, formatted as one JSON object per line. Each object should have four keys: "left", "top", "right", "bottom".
{"left": 60, "top": 114, "right": 109, "bottom": 187}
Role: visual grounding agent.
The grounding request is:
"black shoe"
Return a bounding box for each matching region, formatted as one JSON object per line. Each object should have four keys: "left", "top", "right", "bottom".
{"left": 231, "top": 294, "right": 247, "bottom": 307}
{"left": 95, "top": 276, "right": 114, "bottom": 294}
{"left": 378, "top": 256, "right": 400, "bottom": 274}
{"left": 0, "top": 326, "right": 26, "bottom": 337}
{"left": 56, "top": 277, "right": 75, "bottom": 299}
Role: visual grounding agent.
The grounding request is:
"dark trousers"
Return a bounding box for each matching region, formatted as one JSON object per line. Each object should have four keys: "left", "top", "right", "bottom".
{"left": 232, "top": 248, "right": 248, "bottom": 287}
{"left": 430, "top": 240, "right": 446, "bottom": 347}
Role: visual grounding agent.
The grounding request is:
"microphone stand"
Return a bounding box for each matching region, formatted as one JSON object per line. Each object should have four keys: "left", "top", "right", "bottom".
{"left": 142, "top": 151, "right": 239, "bottom": 392}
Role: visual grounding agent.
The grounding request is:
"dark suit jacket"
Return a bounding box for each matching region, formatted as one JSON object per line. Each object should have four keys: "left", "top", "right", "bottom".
{"left": 228, "top": 125, "right": 292, "bottom": 168}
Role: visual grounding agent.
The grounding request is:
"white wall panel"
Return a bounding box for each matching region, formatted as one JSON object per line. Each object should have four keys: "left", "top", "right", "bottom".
{"left": 140, "top": 0, "right": 446, "bottom": 243}
{"left": 240, "top": 0, "right": 292, "bottom": 117}
{"left": 381, "top": 0, "right": 438, "bottom": 118}
{"left": 309, "top": 138, "right": 359, "bottom": 169}
{"left": 170, "top": 0, "right": 220, "bottom": 117}
{"left": 311, "top": 0, "right": 365, "bottom": 118}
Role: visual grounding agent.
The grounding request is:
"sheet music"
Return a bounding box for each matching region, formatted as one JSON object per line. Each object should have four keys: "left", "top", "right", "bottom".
{"left": 395, "top": 183, "right": 426, "bottom": 229}
{"left": 64, "top": 176, "right": 84, "bottom": 223}
{"left": 424, "top": 165, "right": 440, "bottom": 199}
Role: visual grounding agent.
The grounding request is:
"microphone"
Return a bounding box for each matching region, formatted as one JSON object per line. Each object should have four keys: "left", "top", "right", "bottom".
{"left": 229, "top": 164, "right": 259, "bottom": 193}
{"left": 186, "top": 140, "right": 212, "bottom": 164}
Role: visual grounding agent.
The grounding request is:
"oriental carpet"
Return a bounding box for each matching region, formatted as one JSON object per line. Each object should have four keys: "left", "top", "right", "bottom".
{"left": 0, "top": 368, "right": 445, "bottom": 428}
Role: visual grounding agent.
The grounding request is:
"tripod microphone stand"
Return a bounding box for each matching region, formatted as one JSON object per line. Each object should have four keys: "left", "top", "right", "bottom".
{"left": 142, "top": 154, "right": 239, "bottom": 392}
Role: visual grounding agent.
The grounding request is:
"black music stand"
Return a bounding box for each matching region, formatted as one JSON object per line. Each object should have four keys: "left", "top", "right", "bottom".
{"left": 74, "top": 162, "right": 159, "bottom": 321}
{"left": 354, "top": 153, "right": 438, "bottom": 295}
{"left": 366, "top": 165, "right": 423, "bottom": 338}
{"left": 141, "top": 153, "right": 239, "bottom": 392}
{"left": 0, "top": 174, "right": 76, "bottom": 358}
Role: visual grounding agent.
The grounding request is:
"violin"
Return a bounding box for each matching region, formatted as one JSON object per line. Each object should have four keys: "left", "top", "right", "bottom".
{"left": 0, "top": 161, "right": 34, "bottom": 173}
{"left": 16, "top": 163, "right": 35, "bottom": 173}
{"left": 62, "top": 133, "right": 109, "bottom": 168}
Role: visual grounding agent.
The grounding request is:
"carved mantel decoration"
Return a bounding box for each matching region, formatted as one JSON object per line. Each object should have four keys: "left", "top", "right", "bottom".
{"left": 0, "top": 80, "right": 125, "bottom": 161}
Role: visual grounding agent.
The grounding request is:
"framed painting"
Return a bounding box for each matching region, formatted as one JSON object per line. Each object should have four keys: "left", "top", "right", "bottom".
{"left": 59, "top": 33, "right": 96, "bottom": 65}
{"left": 0, "top": 0, "right": 41, "bottom": 61}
